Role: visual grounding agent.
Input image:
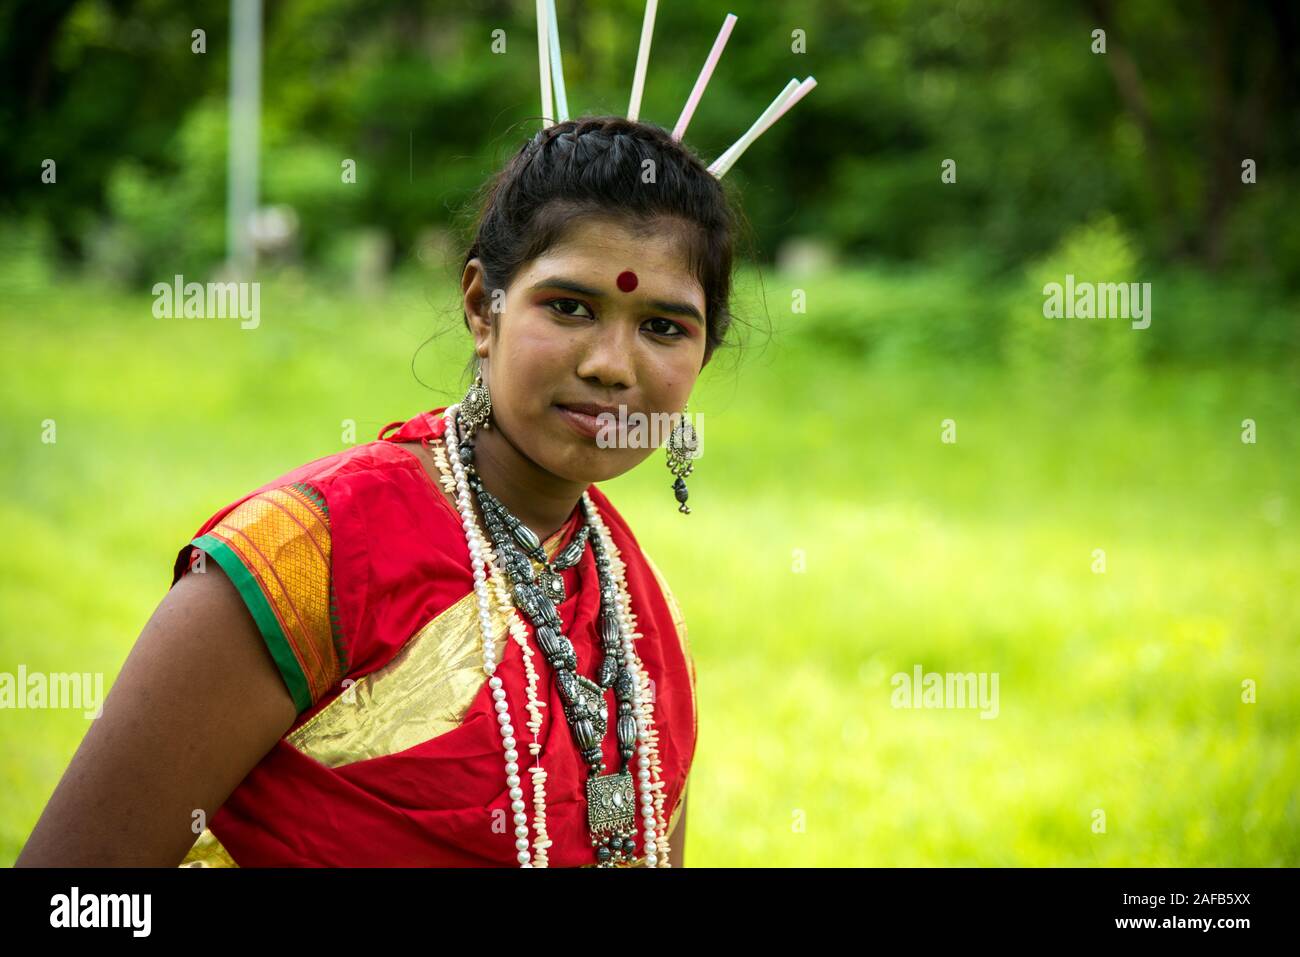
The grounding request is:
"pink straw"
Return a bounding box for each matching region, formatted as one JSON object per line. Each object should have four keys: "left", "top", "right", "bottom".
{"left": 671, "top": 13, "right": 738, "bottom": 142}
{"left": 627, "top": 0, "right": 659, "bottom": 121}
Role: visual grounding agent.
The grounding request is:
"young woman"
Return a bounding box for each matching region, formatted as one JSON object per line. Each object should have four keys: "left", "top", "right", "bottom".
{"left": 17, "top": 116, "right": 742, "bottom": 868}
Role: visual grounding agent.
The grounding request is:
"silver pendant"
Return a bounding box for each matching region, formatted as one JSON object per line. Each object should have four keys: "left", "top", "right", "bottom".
{"left": 540, "top": 568, "right": 565, "bottom": 604}
{"left": 586, "top": 770, "right": 636, "bottom": 836}
{"left": 565, "top": 674, "right": 610, "bottom": 737}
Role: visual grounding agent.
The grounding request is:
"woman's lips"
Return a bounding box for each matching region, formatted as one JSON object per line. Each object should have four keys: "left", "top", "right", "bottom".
{"left": 554, "top": 404, "right": 613, "bottom": 440}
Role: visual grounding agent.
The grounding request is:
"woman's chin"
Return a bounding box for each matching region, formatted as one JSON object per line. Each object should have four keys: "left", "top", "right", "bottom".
{"left": 546, "top": 448, "right": 637, "bottom": 486}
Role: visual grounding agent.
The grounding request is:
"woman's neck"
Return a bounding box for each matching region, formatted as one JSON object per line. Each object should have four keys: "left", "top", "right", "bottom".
{"left": 465, "top": 421, "right": 586, "bottom": 545}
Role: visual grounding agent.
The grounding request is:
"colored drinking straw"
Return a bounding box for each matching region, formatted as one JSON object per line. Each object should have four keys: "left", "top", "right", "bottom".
{"left": 627, "top": 0, "right": 658, "bottom": 121}
{"left": 708, "top": 77, "right": 799, "bottom": 176}
{"left": 547, "top": 0, "right": 569, "bottom": 122}
{"left": 671, "top": 13, "right": 738, "bottom": 142}
{"left": 708, "top": 76, "right": 817, "bottom": 178}
{"left": 536, "top": 0, "right": 553, "bottom": 127}
{"left": 764, "top": 74, "right": 817, "bottom": 131}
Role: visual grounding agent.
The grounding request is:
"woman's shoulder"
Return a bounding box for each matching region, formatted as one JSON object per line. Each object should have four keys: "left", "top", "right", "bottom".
{"left": 167, "top": 412, "right": 451, "bottom": 714}
{"left": 170, "top": 440, "right": 420, "bottom": 571}
{"left": 255, "top": 432, "right": 431, "bottom": 500}
{"left": 177, "top": 409, "right": 450, "bottom": 555}
{"left": 581, "top": 490, "right": 692, "bottom": 664}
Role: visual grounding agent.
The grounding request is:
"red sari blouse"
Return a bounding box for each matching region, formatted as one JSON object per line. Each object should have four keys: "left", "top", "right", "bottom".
{"left": 171, "top": 406, "right": 696, "bottom": 867}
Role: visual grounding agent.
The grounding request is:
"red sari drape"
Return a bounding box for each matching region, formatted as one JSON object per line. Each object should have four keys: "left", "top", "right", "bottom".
{"left": 171, "top": 406, "right": 696, "bottom": 867}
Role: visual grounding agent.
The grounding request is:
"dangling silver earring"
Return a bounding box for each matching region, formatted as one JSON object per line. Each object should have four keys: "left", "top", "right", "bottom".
{"left": 460, "top": 367, "right": 492, "bottom": 440}
{"left": 666, "top": 404, "right": 698, "bottom": 514}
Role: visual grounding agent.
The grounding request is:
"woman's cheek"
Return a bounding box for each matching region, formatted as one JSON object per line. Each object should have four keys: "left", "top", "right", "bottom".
{"left": 510, "top": 310, "right": 570, "bottom": 356}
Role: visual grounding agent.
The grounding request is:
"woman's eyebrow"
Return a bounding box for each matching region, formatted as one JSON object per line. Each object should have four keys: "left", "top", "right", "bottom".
{"left": 529, "top": 276, "right": 704, "bottom": 326}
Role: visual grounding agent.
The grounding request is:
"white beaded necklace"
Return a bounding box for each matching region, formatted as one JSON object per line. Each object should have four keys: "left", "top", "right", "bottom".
{"left": 440, "top": 404, "right": 672, "bottom": 867}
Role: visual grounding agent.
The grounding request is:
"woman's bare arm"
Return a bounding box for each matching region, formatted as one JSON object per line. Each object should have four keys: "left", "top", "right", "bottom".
{"left": 15, "top": 560, "right": 298, "bottom": 866}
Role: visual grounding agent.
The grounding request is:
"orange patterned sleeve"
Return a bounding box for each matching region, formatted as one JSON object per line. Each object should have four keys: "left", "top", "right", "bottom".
{"left": 183, "top": 482, "right": 344, "bottom": 714}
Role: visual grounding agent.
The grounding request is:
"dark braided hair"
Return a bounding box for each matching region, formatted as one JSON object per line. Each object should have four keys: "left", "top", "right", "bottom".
{"left": 461, "top": 116, "right": 743, "bottom": 366}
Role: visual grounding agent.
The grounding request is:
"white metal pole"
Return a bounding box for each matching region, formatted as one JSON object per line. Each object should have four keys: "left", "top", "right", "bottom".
{"left": 227, "top": 0, "right": 262, "bottom": 278}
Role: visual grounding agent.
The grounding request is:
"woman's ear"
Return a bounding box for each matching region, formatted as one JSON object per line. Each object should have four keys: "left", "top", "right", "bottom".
{"left": 461, "top": 258, "right": 493, "bottom": 358}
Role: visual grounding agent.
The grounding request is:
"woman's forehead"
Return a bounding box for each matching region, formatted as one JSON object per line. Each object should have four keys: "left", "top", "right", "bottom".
{"left": 526, "top": 218, "right": 704, "bottom": 301}
{"left": 548, "top": 215, "right": 682, "bottom": 255}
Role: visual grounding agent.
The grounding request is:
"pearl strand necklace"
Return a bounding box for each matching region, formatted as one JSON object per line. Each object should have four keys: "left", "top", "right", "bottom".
{"left": 431, "top": 433, "right": 555, "bottom": 865}
{"left": 441, "top": 404, "right": 669, "bottom": 867}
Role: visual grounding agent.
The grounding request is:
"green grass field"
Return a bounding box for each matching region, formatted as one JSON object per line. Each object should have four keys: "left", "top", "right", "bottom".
{"left": 2, "top": 269, "right": 1296, "bottom": 866}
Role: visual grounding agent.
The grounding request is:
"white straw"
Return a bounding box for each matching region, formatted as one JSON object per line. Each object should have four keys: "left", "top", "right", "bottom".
{"left": 710, "top": 76, "right": 816, "bottom": 178}
{"left": 672, "top": 13, "right": 738, "bottom": 142}
{"left": 708, "top": 78, "right": 799, "bottom": 178}
{"left": 627, "top": 0, "right": 658, "bottom": 121}
{"left": 536, "top": 0, "right": 553, "bottom": 127}
{"left": 764, "top": 75, "right": 817, "bottom": 133}
{"left": 547, "top": 0, "right": 568, "bottom": 122}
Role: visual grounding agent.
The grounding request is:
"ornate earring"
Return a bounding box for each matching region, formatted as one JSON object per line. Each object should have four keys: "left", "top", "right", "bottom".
{"left": 666, "top": 404, "right": 699, "bottom": 515}
{"left": 459, "top": 367, "right": 492, "bottom": 440}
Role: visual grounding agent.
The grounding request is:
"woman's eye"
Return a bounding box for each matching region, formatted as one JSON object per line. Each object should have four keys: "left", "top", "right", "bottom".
{"left": 547, "top": 298, "right": 593, "bottom": 319}
{"left": 645, "top": 317, "right": 685, "bottom": 338}
{"left": 546, "top": 300, "right": 682, "bottom": 338}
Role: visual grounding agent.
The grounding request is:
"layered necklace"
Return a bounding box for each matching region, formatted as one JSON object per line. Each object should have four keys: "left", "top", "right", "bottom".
{"left": 440, "top": 403, "right": 670, "bottom": 867}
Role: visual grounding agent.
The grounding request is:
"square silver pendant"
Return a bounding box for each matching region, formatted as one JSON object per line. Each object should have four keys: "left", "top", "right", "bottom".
{"left": 586, "top": 771, "right": 636, "bottom": 835}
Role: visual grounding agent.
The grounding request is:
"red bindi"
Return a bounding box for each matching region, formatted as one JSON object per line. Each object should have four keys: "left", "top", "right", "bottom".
{"left": 616, "top": 270, "right": 639, "bottom": 293}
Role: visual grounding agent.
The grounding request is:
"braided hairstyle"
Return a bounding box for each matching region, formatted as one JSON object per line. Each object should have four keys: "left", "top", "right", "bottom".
{"left": 461, "top": 116, "right": 742, "bottom": 366}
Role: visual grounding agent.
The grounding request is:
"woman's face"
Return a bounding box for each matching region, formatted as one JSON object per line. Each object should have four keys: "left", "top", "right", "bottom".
{"left": 462, "top": 215, "right": 709, "bottom": 484}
